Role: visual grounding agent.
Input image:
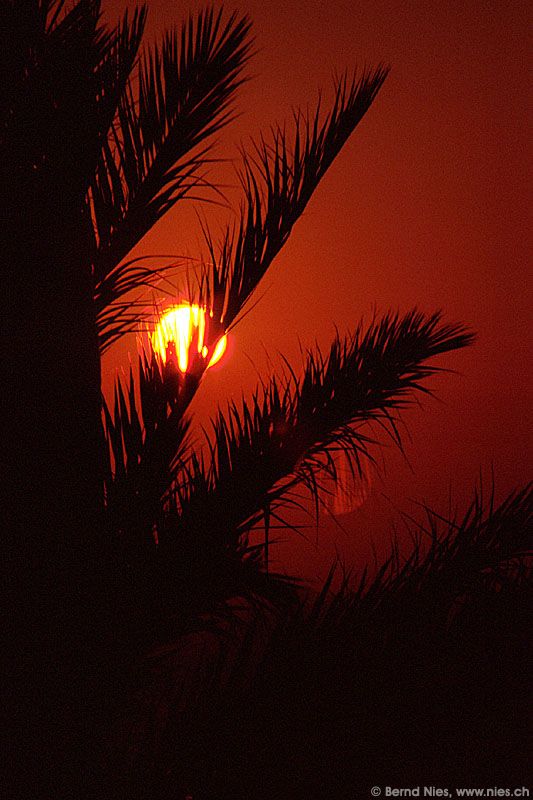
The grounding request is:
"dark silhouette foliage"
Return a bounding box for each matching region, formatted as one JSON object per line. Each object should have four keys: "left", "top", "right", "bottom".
{"left": 1, "top": 2, "right": 530, "bottom": 797}
{"left": 114, "top": 486, "right": 532, "bottom": 799}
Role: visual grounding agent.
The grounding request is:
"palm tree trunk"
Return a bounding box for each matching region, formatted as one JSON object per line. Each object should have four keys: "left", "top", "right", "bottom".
{"left": 2, "top": 201, "right": 113, "bottom": 797}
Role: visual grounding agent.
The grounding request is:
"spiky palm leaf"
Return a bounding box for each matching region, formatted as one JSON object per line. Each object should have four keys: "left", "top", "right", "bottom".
{"left": 102, "top": 310, "right": 471, "bottom": 626}
{"left": 308, "top": 483, "right": 532, "bottom": 640}
{"left": 162, "top": 311, "right": 473, "bottom": 557}
{"left": 96, "top": 66, "right": 389, "bottom": 350}
{"left": 92, "top": 9, "right": 253, "bottom": 347}
{"left": 99, "top": 65, "right": 394, "bottom": 603}
{"left": 102, "top": 351, "right": 194, "bottom": 557}
{"left": 202, "top": 68, "right": 389, "bottom": 331}
{"left": 1, "top": 2, "right": 252, "bottom": 348}
{"left": 102, "top": 67, "right": 397, "bottom": 602}
{"left": 132, "top": 485, "right": 531, "bottom": 798}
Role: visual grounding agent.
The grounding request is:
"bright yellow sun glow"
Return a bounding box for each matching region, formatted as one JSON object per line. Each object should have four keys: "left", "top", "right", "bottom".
{"left": 151, "top": 304, "right": 227, "bottom": 373}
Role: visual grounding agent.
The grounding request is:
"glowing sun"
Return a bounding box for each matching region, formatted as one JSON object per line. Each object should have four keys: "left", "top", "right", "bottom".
{"left": 151, "top": 304, "right": 227, "bottom": 373}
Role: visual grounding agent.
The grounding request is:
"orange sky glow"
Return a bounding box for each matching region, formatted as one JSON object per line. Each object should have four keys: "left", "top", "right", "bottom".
{"left": 102, "top": 0, "right": 531, "bottom": 583}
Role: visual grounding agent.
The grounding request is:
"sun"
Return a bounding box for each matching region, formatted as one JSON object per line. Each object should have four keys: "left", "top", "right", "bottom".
{"left": 151, "top": 304, "right": 227, "bottom": 373}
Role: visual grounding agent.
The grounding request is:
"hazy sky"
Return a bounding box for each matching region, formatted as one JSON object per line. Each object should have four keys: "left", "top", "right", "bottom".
{"left": 103, "top": 0, "right": 531, "bottom": 580}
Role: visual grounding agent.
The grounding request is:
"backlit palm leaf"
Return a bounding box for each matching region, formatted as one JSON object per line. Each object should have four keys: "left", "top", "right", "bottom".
{"left": 92, "top": 8, "right": 252, "bottom": 344}
{"left": 202, "top": 69, "right": 389, "bottom": 330}
{"left": 96, "top": 66, "right": 389, "bottom": 350}
{"left": 103, "top": 351, "right": 196, "bottom": 560}
{"left": 133, "top": 484, "right": 532, "bottom": 796}
{"left": 161, "top": 311, "right": 473, "bottom": 564}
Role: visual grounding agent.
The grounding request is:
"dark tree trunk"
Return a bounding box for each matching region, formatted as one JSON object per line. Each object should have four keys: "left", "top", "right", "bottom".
{"left": 1, "top": 194, "right": 116, "bottom": 797}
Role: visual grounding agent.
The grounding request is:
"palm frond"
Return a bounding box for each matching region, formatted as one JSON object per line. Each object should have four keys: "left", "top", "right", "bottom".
{"left": 131, "top": 484, "right": 532, "bottom": 797}
{"left": 94, "top": 63, "right": 388, "bottom": 351}
{"left": 103, "top": 308, "right": 471, "bottom": 624}
{"left": 316, "top": 482, "right": 532, "bottom": 637}
{"left": 90, "top": 7, "right": 252, "bottom": 295}
{"left": 201, "top": 68, "right": 389, "bottom": 330}
{"left": 103, "top": 351, "right": 195, "bottom": 562}
{"left": 163, "top": 310, "right": 473, "bottom": 561}
{"left": 102, "top": 352, "right": 301, "bottom": 634}
{"left": 95, "top": 259, "right": 185, "bottom": 353}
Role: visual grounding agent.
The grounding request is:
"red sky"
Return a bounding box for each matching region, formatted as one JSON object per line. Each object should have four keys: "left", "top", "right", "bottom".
{"left": 103, "top": 0, "right": 531, "bottom": 582}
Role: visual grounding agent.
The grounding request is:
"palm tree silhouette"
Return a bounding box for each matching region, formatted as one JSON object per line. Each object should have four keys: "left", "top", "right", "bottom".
{"left": 6, "top": 3, "right": 526, "bottom": 798}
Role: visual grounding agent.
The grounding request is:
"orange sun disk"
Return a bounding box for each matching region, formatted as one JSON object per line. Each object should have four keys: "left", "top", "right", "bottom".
{"left": 151, "top": 304, "right": 227, "bottom": 373}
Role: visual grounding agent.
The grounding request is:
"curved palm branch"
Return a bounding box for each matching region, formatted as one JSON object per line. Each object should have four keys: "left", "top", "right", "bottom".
{"left": 159, "top": 311, "right": 473, "bottom": 564}
{"left": 97, "top": 66, "right": 389, "bottom": 351}
{"left": 202, "top": 68, "right": 389, "bottom": 332}
{"left": 128, "top": 485, "right": 531, "bottom": 797}
{"left": 102, "top": 350, "right": 197, "bottom": 561}
{"left": 101, "top": 69, "right": 394, "bottom": 521}
{"left": 102, "top": 310, "right": 472, "bottom": 612}
{"left": 314, "top": 484, "right": 532, "bottom": 636}
{"left": 92, "top": 8, "right": 253, "bottom": 346}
